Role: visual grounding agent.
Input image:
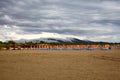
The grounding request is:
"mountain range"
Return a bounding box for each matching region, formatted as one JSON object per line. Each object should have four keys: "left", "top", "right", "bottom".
{"left": 15, "top": 38, "right": 93, "bottom": 44}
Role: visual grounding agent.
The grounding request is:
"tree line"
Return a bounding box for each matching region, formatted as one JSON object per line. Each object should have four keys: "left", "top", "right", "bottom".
{"left": 0, "top": 40, "right": 120, "bottom": 50}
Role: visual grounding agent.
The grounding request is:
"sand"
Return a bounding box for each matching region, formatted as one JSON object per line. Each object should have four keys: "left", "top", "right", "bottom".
{"left": 0, "top": 49, "right": 120, "bottom": 80}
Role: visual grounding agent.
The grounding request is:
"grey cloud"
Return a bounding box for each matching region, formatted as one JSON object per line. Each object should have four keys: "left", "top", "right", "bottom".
{"left": 91, "top": 19, "right": 120, "bottom": 26}
{"left": 0, "top": 0, "right": 120, "bottom": 42}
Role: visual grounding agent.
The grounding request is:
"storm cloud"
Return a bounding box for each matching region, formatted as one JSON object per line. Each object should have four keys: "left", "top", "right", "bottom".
{"left": 0, "top": 0, "right": 120, "bottom": 42}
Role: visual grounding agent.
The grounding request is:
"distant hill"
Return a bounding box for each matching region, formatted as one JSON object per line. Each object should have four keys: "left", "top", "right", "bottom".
{"left": 15, "top": 38, "right": 93, "bottom": 44}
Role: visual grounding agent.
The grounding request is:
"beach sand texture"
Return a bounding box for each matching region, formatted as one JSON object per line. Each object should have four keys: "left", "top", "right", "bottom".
{"left": 0, "top": 49, "right": 120, "bottom": 80}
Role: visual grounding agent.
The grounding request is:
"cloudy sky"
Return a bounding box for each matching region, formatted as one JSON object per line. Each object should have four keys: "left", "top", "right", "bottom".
{"left": 0, "top": 0, "right": 120, "bottom": 42}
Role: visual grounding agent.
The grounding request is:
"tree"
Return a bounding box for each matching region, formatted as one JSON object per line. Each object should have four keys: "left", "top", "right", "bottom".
{"left": 0, "top": 41, "right": 3, "bottom": 44}
{"left": 39, "top": 41, "right": 46, "bottom": 44}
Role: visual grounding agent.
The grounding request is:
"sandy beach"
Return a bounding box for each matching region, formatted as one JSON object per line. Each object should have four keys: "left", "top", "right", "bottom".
{"left": 0, "top": 49, "right": 120, "bottom": 80}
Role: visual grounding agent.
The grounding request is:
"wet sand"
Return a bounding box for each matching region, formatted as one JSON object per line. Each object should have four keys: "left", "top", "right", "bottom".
{"left": 0, "top": 49, "right": 120, "bottom": 80}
